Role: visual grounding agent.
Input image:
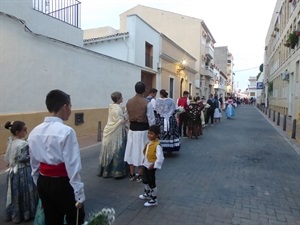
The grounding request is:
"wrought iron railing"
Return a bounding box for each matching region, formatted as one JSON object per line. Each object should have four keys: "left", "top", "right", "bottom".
{"left": 33, "top": 0, "right": 81, "bottom": 28}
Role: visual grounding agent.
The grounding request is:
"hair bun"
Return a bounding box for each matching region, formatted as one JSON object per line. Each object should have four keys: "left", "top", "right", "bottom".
{"left": 4, "top": 121, "right": 13, "bottom": 130}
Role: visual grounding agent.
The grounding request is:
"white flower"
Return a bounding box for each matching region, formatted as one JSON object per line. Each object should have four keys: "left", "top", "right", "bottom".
{"left": 176, "top": 106, "right": 185, "bottom": 113}
{"left": 85, "top": 207, "right": 115, "bottom": 225}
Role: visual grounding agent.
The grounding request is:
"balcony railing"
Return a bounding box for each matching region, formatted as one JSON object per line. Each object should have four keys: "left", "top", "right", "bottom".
{"left": 204, "top": 66, "right": 215, "bottom": 78}
{"left": 33, "top": 0, "right": 81, "bottom": 28}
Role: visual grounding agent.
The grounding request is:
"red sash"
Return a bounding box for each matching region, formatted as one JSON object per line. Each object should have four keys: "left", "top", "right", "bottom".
{"left": 40, "top": 162, "right": 68, "bottom": 177}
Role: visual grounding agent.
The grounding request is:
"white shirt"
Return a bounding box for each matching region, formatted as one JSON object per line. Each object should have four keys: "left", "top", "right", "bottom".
{"left": 147, "top": 103, "right": 156, "bottom": 126}
{"left": 142, "top": 141, "right": 164, "bottom": 169}
{"left": 28, "top": 117, "right": 85, "bottom": 203}
{"left": 150, "top": 98, "right": 156, "bottom": 110}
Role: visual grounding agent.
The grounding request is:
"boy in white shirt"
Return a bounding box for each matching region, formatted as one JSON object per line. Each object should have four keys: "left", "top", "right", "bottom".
{"left": 28, "top": 89, "right": 85, "bottom": 225}
{"left": 139, "top": 125, "right": 164, "bottom": 206}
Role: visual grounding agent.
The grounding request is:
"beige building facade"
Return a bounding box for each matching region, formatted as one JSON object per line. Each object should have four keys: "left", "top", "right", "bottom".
{"left": 264, "top": 0, "right": 300, "bottom": 120}
{"left": 119, "top": 5, "right": 217, "bottom": 99}
{"left": 160, "top": 34, "right": 197, "bottom": 99}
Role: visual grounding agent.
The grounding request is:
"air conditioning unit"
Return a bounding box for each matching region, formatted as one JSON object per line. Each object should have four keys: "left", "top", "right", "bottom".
{"left": 281, "top": 70, "right": 290, "bottom": 81}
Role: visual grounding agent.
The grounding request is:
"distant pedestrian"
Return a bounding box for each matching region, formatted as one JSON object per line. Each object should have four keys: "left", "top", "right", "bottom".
{"left": 124, "top": 81, "right": 155, "bottom": 182}
{"left": 186, "top": 96, "right": 204, "bottom": 138}
{"left": 28, "top": 89, "right": 85, "bottom": 225}
{"left": 177, "top": 91, "right": 190, "bottom": 137}
{"left": 225, "top": 97, "right": 235, "bottom": 119}
{"left": 214, "top": 95, "right": 222, "bottom": 122}
{"left": 4, "top": 121, "right": 38, "bottom": 224}
{"left": 205, "top": 94, "right": 216, "bottom": 126}
{"left": 98, "top": 91, "right": 128, "bottom": 179}
{"left": 139, "top": 125, "right": 164, "bottom": 207}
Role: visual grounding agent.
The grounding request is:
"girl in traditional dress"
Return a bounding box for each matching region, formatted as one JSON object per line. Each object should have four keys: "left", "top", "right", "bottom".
{"left": 98, "top": 91, "right": 128, "bottom": 179}
{"left": 4, "top": 121, "right": 38, "bottom": 223}
{"left": 155, "top": 89, "right": 180, "bottom": 152}
{"left": 186, "top": 97, "right": 204, "bottom": 138}
{"left": 225, "top": 97, "right": 236, "bottom": 119}
{"left": 214, "top": 95, "right": 222, "bottom": 122}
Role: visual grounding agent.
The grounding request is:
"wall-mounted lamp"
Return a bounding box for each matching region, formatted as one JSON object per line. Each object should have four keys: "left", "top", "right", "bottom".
{"left": 177, "top": 59, "right": 187, "bottom": 73}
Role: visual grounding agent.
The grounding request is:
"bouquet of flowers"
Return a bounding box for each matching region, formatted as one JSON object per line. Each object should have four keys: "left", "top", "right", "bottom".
{"left": 204, "top": 103, "right": 211, "bottom": 109}
{"left": 83, "top": 208, "right": 115, "bottom": 225}
{"left": 175, "top": 106, "right": 185, "bottom": 114}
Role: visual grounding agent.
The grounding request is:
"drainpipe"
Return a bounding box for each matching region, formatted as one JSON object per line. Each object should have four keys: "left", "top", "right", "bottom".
{"left": 123, "top": 36, "right": 129, "bottom": 61}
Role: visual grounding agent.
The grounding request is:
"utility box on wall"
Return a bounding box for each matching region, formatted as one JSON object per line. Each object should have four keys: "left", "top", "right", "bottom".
{"left": 75, "top": 113, "right": 84, "bottom": 125}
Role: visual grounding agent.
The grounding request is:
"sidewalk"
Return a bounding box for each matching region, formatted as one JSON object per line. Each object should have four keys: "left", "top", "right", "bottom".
{"left": 0, "top": 133, "right": 101, "bottom": 173}
{"left": 257, "top": 106, "right": 300, "bottom": 149}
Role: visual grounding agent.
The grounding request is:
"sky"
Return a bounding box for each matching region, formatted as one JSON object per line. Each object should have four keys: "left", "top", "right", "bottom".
{"left": 80, "top": 0, "right": 278, "bottom": 91}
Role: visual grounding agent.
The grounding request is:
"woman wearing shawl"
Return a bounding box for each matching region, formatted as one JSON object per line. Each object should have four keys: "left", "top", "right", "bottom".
{"left": 155, "top": 89, "right": 180, "bottom": 153}
{"left": 98, "top": 91, "right": 128, "bottom": 178}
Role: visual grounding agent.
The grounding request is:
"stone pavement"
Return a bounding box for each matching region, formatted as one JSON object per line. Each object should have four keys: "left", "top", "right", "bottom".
{"left": 1, "top": 105, "right": 300, "bottom": 225}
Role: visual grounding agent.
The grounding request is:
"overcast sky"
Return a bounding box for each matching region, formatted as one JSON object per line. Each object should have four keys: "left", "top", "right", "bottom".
{"left": 80, "top": 0, "right": 277, "bottom": 91}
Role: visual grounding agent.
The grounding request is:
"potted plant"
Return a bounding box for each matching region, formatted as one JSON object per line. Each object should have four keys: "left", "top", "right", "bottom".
{"left": 288, "top": 31, "right": 299, "bottom": 49}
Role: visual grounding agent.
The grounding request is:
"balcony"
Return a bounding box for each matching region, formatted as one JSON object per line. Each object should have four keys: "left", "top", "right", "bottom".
{"left": 205, "top": 46, "right": 214, "bottom": 59}
{"left": 33, "top": 0, "right": 81, "bottom": 27}
{"left": 204, "top": 66, "right": 215, "bottom": 78}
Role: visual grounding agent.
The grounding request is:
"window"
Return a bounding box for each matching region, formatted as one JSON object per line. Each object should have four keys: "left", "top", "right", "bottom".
{"left": 145, "top": 42, "right": 153, "bottom": 68}
{"left": 169, "top": 77, "right": 174, "bottom": 99}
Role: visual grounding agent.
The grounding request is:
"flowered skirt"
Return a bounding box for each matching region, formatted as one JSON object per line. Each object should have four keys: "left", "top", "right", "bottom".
{"left": 5, "top": 165, "right": 38, "bottom": 223}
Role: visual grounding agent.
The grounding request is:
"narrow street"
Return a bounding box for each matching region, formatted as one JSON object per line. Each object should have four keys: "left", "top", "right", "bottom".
{"left": 1, "top": 105, "right": 300, "bottom": 225}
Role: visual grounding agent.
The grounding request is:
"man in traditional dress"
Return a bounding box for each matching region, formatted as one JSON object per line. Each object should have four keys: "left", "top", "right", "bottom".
{"left": 124, "top": 82, "right": 155, "bottom": 182}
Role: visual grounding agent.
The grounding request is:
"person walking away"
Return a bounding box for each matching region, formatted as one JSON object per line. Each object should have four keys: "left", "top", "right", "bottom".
{"left": 98, "top": 91, "right": 128, "bottom": 179}
{"left": 139, "top": 125, "right": 164, "bottom": 206}
{"left": 214, "top": 95, "right": 222, "bottom": 122}
{"left": 205, "top": 94, "right": 216, "bottom": 126}
{"left": 4, "top": 121, "right": 38, "bottom": 224}
{"left": 225, "top": 97, "right": 236, "bottom": 119}
{"left": 28, "top": 89, "right": 85, "bottom": 225}
{"left": 124, "top": 81, "right": 155, "bottom": 182}
{"left": 155, "top": 89, "right": 180, "bottom": 152}
{"left": 177, "top": 91, "right": 190, "bottom": 137}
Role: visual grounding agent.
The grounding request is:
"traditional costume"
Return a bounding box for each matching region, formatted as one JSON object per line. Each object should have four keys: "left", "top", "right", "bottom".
{"left": 186, "top": 101, "right": 204, "bottom": 138}
{"left": 139, "top": 138, "right": 164, "bottom": 207}
{"left": 28, "top": 117, "right": 85, "bottom": 225}
{"left": 98, "top": 103, "right": 127, "bottom": 178}
{"left": 226, "top": 99, "right": 235, "bottom": 119}
{"left": 124, "top": 94, "right": 155, "bottom": 168}
{"left": 4, "top": 137, "right": 38, "bottom": 223}
{"left": 214, "top": 100, "right": 222, "bottom": 121}
{"left": 177, "top": 96, "right": 189, "bottom": 137}
{"left": 155, "top": 98, "right": 180, "bottom": 152}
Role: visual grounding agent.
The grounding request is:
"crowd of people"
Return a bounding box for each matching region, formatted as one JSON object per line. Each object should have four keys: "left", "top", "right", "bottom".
{"left": 3, "top": 82, "right": 238, "bottom": 224}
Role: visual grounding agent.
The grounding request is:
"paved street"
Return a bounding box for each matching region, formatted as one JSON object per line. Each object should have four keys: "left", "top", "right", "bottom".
{"left": 1, "top": 105, "right": 300, "bottom": 225}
